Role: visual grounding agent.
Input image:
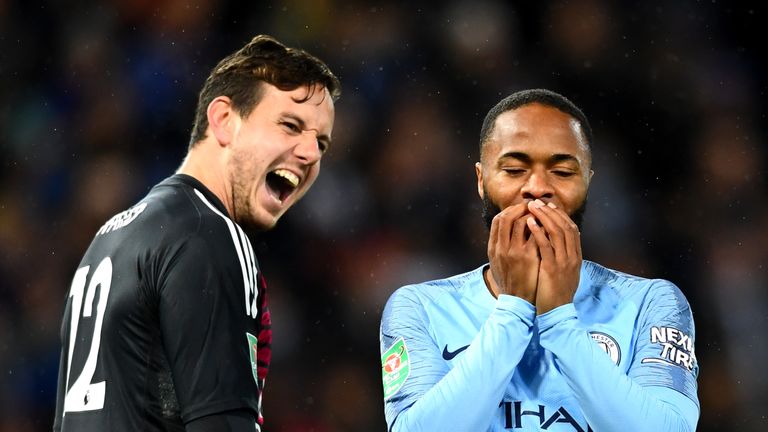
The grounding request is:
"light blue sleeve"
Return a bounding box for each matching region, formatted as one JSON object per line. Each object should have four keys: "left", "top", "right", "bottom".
{"left": 380, "top": 287, "right": 535, "bottom": 432}
{"left": 538, "top": 280, "right": 699, "bottom": 432}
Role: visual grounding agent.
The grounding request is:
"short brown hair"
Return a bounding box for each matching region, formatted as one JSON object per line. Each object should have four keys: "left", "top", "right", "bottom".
{"left": 189, "top": 35, "right": 341, "bottom": 148}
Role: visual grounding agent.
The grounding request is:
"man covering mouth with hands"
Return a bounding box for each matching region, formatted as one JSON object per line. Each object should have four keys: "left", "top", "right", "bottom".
{"left": 479, "top": 91, "right": 591, "bottom": 317}
{"left": 380, "top": 89, "right": 699, "bottom": 432}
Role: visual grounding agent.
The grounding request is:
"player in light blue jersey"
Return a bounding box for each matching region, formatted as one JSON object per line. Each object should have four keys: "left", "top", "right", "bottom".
{"left": 379, "top": 89, "right": 699, "bottom": 431}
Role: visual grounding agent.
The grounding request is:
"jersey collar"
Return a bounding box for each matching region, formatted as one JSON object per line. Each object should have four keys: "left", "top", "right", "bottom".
{"left": 169, "top": 174, "right": 231, "bottom": 217}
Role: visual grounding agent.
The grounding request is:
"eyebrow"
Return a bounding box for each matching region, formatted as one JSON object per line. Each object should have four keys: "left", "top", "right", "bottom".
{"left": 498, "top": 152, "right": 580, "bottom": 165}
{"left": 282, "top": 113, "right": 332, "bottom": 146}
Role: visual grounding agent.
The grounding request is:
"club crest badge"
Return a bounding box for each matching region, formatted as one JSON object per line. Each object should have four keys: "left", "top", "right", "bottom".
{"left": 590, "top": 331, "right": 621, "bottom": 366}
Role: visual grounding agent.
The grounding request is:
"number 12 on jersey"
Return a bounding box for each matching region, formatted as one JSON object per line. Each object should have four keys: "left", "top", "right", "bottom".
{"left": 63, "top": 257, "right": 113, "bottom": 414}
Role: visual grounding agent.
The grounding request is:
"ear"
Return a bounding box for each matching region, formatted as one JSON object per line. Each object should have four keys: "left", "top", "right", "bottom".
{"left": 475, "top": 162, "right": 484, "bottom": 199}
{"left": 207, "top": 96, "right": 237, "bottom": 146}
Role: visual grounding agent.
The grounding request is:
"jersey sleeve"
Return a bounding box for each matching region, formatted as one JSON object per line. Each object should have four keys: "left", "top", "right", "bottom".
{"left": 380, "top": 286, "right": 535, "bottom": 432}
{"left": 537, "top": 280, "right": 699, "bottom": 432}
{"left": 629, "top": 280, "right": 699, "bottom": 397}
{"left": 155, "top": 230, "right": 261, "bottom": 424}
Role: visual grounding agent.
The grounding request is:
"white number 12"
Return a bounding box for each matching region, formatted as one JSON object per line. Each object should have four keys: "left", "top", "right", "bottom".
{"left": 63, "top": 257, "right": 112, "bottom": 414}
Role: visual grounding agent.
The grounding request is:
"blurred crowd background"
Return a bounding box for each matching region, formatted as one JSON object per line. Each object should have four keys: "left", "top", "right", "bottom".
{"left": 1, "top": 1, "right": 766, "bottom": 431}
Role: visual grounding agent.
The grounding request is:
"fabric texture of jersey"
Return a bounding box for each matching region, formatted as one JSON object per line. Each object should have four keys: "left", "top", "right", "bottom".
{"left": 380, "top": 260, "right": 699, "bottom": 431}
{"left": 53, "top": 174, "right": 271, "bottom": 432}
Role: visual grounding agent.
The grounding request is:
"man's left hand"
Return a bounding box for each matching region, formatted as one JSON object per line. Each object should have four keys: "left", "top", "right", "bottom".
{"left": 526, "top": 199, "right": 582, "bottom": 315}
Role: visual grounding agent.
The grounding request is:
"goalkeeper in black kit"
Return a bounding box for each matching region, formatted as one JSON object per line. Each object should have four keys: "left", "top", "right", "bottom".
{"left": 53, "top": 35, "right": 340, "bottom": 432}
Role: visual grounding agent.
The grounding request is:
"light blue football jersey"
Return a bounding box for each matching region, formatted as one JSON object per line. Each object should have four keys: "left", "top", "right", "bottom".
{"left": 380, "top": 260, "right": 699, "bottom": 431}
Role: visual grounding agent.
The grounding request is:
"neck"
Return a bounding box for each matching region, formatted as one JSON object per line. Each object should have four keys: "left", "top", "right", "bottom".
{"left": 482, "top": 265, "right": 501, "bottom": 298}
{"left": 176, "top": 143, "right": 234, "bottom": 217}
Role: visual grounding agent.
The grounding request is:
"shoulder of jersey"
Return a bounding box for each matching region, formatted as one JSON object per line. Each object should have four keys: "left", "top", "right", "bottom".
{"left": 99, "top": 183, "right": 231, "bottom": 240}
{"left": 582, "top": 260, "right": 684, "bottom": 302}
{"left": 389, "top": 267, "right": 479, "bottom": 307}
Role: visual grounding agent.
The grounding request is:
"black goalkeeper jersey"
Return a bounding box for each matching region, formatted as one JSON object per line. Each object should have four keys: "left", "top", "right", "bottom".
{"left": 53, "top": 174, "right": 271, "bottom": 431}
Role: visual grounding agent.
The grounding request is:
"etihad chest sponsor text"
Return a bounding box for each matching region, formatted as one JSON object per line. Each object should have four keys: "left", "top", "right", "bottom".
{"left": 499, "top": 401, "right": 592, "bottom": 431}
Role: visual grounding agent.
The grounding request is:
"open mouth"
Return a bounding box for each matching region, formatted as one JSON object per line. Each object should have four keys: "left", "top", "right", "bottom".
{"left": 266, "top": 169, "right": 300, "bottom": 202}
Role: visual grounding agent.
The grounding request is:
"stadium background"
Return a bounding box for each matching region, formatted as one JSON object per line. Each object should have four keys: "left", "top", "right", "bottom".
{"left": 1, "top": 1, "right": 766, "bottom": 430}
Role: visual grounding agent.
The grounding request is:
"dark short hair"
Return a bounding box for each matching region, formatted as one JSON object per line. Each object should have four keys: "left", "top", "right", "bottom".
{"left": 478, "top": 88, "right": 593, "bottom": 159}
{"left": 189, "top": 35, "right": 341, "bottom": 148}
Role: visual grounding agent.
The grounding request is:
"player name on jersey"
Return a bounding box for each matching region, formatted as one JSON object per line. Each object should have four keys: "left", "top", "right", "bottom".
{"left": 96, "top": 203, "right": 147, "bottom": 236}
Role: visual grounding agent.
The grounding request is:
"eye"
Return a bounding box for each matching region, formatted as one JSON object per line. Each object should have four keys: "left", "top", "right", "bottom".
{"left": 502, "top": 168, "right": 526, "bottom": 176}
{"left": 317, "top": 140, "right": 329, "bottom": 154}
{"left": 552, "top": 170, "right": 576, "bottom": 178}
{"left": 281, "top": 121, "right": 301, "bottom": 134}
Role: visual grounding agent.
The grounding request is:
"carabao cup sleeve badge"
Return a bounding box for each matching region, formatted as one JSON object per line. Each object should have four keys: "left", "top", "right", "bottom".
{"left": 246, "top": 332, "right": 259, "bottom": 385}
{"left": 381, "top": 337, "right": 410, "bottom": 398}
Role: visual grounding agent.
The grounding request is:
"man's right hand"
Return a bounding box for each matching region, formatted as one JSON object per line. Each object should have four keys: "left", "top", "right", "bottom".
{"left": 486, "top": 203, "right": 540, "bottom": 303}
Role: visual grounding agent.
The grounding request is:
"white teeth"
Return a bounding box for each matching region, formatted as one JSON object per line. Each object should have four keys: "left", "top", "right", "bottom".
{"left": 273, "top": 169, "right": 299, "bottom": 188}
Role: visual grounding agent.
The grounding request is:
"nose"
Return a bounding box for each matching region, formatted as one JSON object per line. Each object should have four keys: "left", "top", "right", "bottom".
{"left": 294, "top": 131, "right": 323, "bottom": 165}
{"left": 521, "top": 171, "right": 554, "bottom": 201}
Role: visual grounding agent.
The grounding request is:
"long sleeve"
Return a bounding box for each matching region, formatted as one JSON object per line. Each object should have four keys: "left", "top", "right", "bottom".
{"left": 380, "top": 287, "right": 535, "bottom": 432}
{"left": 538, "top": 282, "right": 700, "bottom": 432}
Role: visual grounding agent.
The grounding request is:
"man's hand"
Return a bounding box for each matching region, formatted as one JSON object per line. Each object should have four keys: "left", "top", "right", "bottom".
{"left": 486, "top": 203, "right": 540, "bottom": 303}
{"left": 526, "top": 199, "right": 582, "bottom": 314}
